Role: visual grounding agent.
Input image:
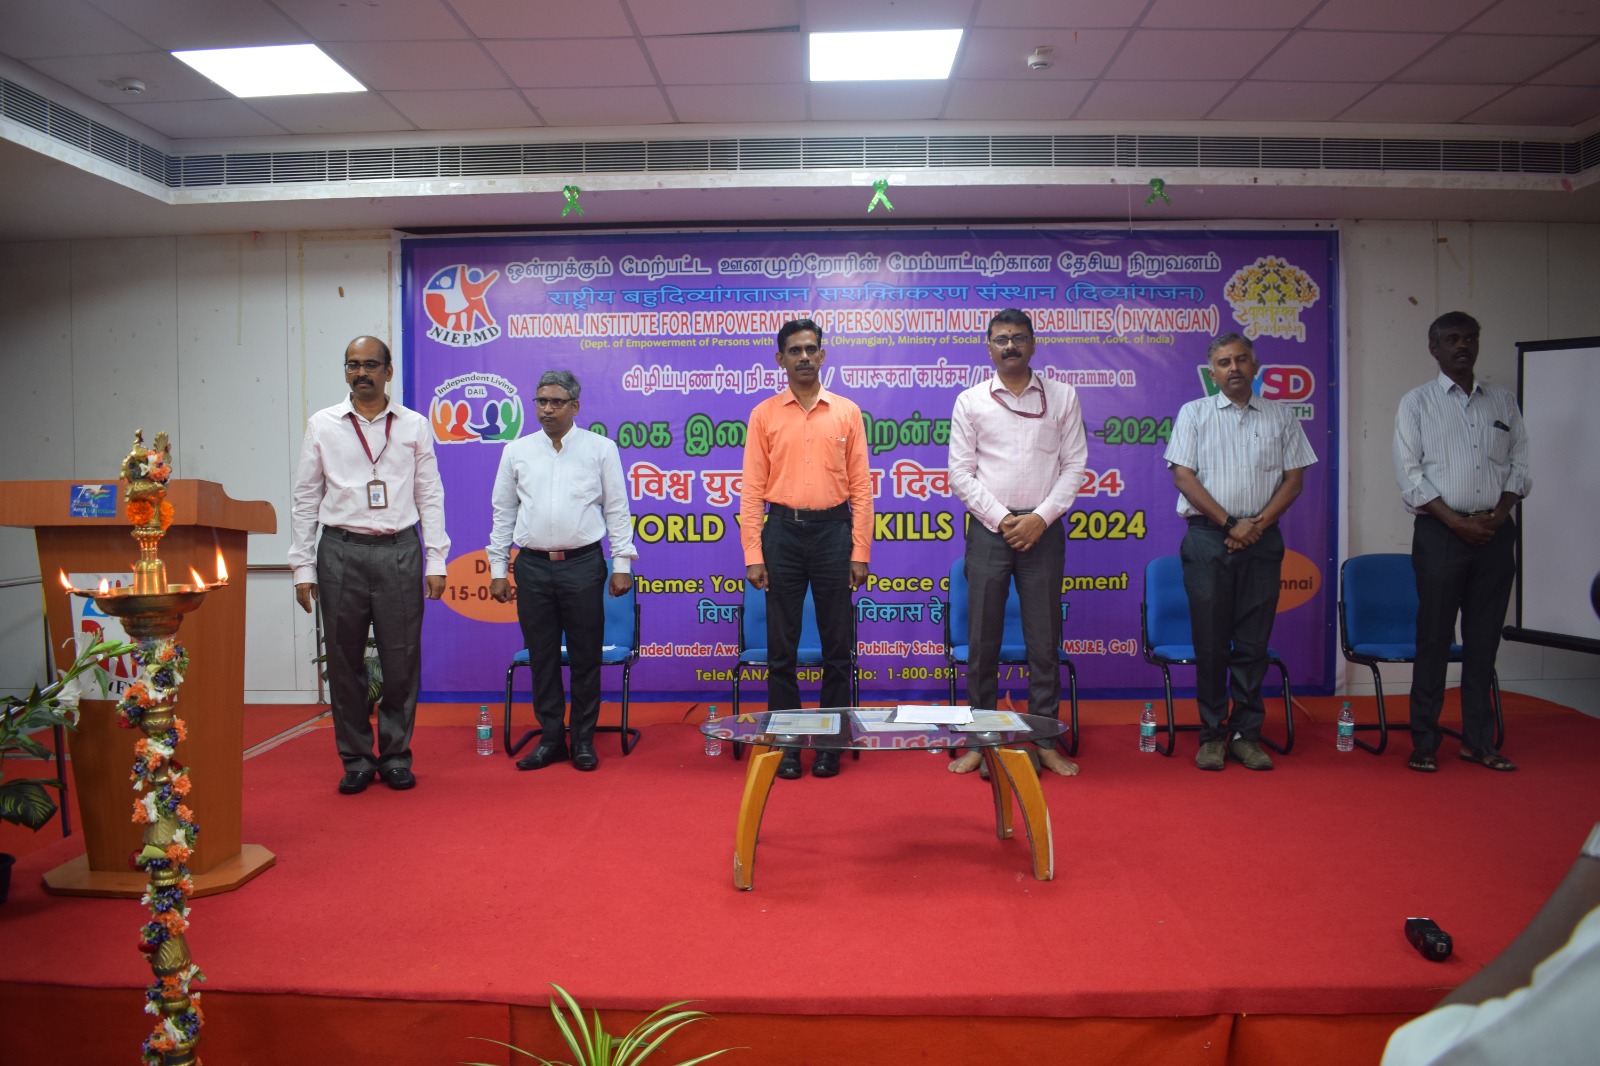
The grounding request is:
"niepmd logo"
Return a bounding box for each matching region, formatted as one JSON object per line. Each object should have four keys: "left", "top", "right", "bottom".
{"left": 423, "top": 265, "right": 502, "bottom": 346}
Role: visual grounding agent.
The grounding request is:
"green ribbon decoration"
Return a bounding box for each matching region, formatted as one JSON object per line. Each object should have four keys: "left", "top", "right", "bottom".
{"left": 1145, "top": 178, "right": 1171, "bottom": 206}
{"left": 561, "top": 185, "right": 583, "bottom": 217}
{"left": 867, "top": 179, "right": 894, "bottom": 213}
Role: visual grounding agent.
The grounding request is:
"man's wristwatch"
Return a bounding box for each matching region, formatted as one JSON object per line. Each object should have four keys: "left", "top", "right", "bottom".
{"left": 1222, "top": 516, "right": 1239, "bottom": 533}
{"left": 1582, "top": 822, "right": 1600, "bottom": 862}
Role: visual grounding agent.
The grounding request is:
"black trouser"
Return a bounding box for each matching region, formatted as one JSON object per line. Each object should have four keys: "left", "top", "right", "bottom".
{"left": 316, "top": 525, "right": 423, "bottom": 773}
{"left": 761, "top": 511, "right": 854, "bottom": 711}
{"left": 964, "top": 517, "right": 1066, "bottom": 748}
{"left": 1179, "top": 522, "right": 1284, "bottom": 744}
{"left": 1409, "top": 514, "right": 1515, "bottom": 757}
{"left": 514, "top": 546, "right": 606, "bottom": 746}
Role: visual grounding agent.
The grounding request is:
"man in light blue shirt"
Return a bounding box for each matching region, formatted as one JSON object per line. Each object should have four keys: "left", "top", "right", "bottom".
{"left": 1164, "top": 333, "right": 1317, "bottom": 772}
{"left": 1393, "top": 312, "right": 1530, "bottom": 774}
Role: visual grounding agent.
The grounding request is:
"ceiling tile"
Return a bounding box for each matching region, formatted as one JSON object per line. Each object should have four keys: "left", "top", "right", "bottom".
{"left": 1396, "top": 34, "right": 1583, "bottom": 83}
{"left": 631, "top": 0, "right": 800, "bottom": 37}
{"left": 245, "top": 93, "right": 418, "bottom": 134}
{"left": 1076, "top": 81, "right": 1234, "bottom": 120}
{"left": 83, "top": 0, "right": 305, "bottom": 50}
{"left": 1108, "top": 30, "right": 1287, "bottom": 79}
{"left": 109, "top": 98, "right": 289, "bottom": 139}
{"left": 646, "top": 32, "right": 802, "bottom": 85}
{"left": 1254, "top": 31, "right": 1443, "bottom": 81}
{"left": 1532, "top": 40, "right": 1600, "bottom": 86}
{"left": 1208, "top": 81, "right": 1372, "bottom": 121}
{"left": 270, "top": 0, "right": 469, "bottom": 42}
{"left": 807, "top": 81, "right": 950, "bottom": 121}
{"left": 943, "top": 79, "right": 1094, "bottom": 121}
{"left": 1143, "top": 0, "right": 1321, "bottom": 30}
{"left": 1466, "top": 0, "right": 1600, "bottom": 35}
{"left": 957, "top": 28, "right": 1126, "bottom": 80}
{"left": 1306, "top": 0, "right": 1495, "bottom": 32}
{"left": 665, "top": 83, "right": 808, "bottom": 123}
{"left": 526, "top": 86, "right": 674, "bottom": 126}
{"left": 1462, "top": 84, "right": 1600, "bottom": 124}
{"left": 0, "top": 0, "right": 154, "bottom": 57}
{"left": 448, "top": 0, "right": 633, "bottom": 38}
{"left": 381, "top": 89, "right": 540, "bottom": 130}
{"left": 1337, "top": 83, "right": 1504, "bottom": 122}
{"left": 321, "top": 41, "right": 509, "bottom": 91}
{"left": 25, "top": 51, "right": 231, "bottom": 103}
{"left": 486, "top": 38, "right": 656, "bottom": 88}
{"left": 973, "top": 0, "right": 1150, "bottom": 29}
{"left": 806, "top": 0, "right": 975, "bottom": 32}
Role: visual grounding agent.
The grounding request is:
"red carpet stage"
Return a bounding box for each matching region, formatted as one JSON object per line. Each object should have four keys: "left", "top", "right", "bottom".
{"left": 2, "top": 695, "right": 1596, "bottom": 1065}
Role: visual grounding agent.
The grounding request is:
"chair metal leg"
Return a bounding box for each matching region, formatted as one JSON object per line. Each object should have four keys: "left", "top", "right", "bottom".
{"left": 503, "top": 659, "right": 542, "bottom": 758}
{"left": 614, "top": 661, "right": 640, "bottom": 754}
{"left": 1260, "top": 657, "right": 1294, "bottom": 755}
{"left": 1352, "top": 662, "right": 1389, "bottom": 755}
{"left": 1490, "top": 668, "right": 1505, "bottom": 752}
{"left": 1153, "top": 663, "right": 1177, "bottom": 757}
{"left": 1061, "top": 658, "right": 1079, "bottom": 757}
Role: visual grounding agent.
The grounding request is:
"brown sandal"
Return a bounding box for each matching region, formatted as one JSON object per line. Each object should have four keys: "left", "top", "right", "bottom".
{"left": 1407, "top": 753, "right": 1438, "bottom": 773}
{"left": 1460, "top": 749, "right": 1517, "bottom": 772}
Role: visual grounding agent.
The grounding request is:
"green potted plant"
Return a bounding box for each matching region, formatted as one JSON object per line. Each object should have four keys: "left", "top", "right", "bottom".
{"left": 465, "top": 983, "right": 739, "bottom": 1066}
{"left": 1, "top": 638, "right": 136, "bottom": 902}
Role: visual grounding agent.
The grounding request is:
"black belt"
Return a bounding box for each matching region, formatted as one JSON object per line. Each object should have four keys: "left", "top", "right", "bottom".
{"left": 1185, "top": 515, "right": 1229, "bottom": 532}
{"left": 324, "top": 525, "right": 415, "bottom": 545}
{"left": 769, "top": 502, "right": 850, "bottom": 523}
{"left": 520, "top": 540, "right": 602, "bottom": 562}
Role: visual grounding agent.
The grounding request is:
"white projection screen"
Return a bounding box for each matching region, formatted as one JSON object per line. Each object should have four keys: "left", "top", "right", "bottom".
{"left": 1509, "top": 337, "right": 1600, "bottom": 654}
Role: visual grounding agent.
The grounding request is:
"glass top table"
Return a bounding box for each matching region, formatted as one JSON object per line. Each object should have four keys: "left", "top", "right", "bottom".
{"left": 700, "top": 709, "right": 1064, "bottom": 890}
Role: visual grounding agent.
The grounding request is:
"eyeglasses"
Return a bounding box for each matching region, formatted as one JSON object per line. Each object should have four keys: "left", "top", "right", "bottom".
{"left": 344, "top": 360, "right": 387, "bottom": 373}
{"left": 988, "top": 333, "right": 1035, "bottom": 349}
{"left": 534, "top": 397, "right": 574, "bottom": 408}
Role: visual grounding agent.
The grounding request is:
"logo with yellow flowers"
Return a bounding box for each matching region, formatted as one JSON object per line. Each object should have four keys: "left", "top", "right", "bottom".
{"left": 1223, "top": 256, "right": 1321, "bottom": 342}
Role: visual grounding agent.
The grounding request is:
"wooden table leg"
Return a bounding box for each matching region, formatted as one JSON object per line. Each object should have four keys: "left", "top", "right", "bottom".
{"left": 733, "top": 748, "right": 783, "bottom": 891}
{"left": 981, "top": 747, "right": 1014, "bottom": 840}
{"left": 992, "top": 745, "right": 1055, "bottom": 881}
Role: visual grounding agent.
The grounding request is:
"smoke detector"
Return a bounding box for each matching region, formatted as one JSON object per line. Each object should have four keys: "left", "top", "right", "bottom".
{"left": 1026, "top": 47, "right": 1054, "bottom": 71}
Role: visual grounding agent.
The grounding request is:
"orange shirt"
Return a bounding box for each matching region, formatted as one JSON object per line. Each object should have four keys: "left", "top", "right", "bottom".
{"left": 740, "top": 387, "right": 874, "bottom": 565}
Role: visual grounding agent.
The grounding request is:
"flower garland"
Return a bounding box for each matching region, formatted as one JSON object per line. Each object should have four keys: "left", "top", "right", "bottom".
{"left": 118, "top": 636, "right": 205, "bottom": 1065}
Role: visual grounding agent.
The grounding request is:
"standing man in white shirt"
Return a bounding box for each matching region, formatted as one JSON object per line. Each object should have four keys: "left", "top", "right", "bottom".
{"left": 1393, "top": 312, "right": 1530, "bottom": 774}
{"left": 488, "top": 369, "right": 636, "bottom": 773}
{"left": 290, "top": 336, "right": 449, "bottom": 795}
{"left": 947, "top": 309, "right": 1089, "bottom": 777}
{"left": 1164, "top": 332, "right": 1317, "bottom": 772}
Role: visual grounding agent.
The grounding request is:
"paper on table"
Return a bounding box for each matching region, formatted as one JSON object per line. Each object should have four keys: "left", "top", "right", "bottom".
{"left": 892, "top": 705, "right": 973, "bottom": 725}
{"left": 852, "top": 709, "right": 933, "bottom": 732}
{"left": 765, "top": 712, "right": 840, "bottom": 735}
{"left": 950, "top": 710, "right": 1028, "bottom": 731}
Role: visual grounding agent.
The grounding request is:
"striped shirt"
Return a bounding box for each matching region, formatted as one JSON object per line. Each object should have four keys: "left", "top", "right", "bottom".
{"left": 1393, "top": 372, "right": 1531, "bottom": 514}
{"left": 1164, "top": 392, "right": 1317, "bottom": 517}
{"left": 948, "top": 371, "right": 1088, "bottom": 532}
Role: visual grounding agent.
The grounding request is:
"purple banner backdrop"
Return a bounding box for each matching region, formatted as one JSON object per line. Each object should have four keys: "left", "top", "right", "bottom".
{"left": 402, "top": 229, "right": 1338, "bottom": 702}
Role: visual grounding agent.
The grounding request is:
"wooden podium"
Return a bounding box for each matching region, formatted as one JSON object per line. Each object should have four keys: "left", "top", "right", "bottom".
{"left": 2, "top": 479, "right": 277, "bottom": 897}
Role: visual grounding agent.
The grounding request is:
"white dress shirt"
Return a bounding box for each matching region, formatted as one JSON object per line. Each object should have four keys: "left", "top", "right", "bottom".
{"left": 486, "top": 427, "right": 637, "bottom": 579}
{"left": 1394, "top": 372, "right": 1532, "bottom": 514}
{"left": 288, "top": 396, "right": 449, "bottom": 584}
{"left": 948, "top": 371, "right": 1089, "bottom": 532}
{"left": 1164, "top": 392, "right": 1318, "bottom": 517}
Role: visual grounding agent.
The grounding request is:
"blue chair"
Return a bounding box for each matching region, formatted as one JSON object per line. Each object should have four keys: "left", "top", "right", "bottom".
{"left": 503, "top": 562, "right": 641, "bottom": 757}
{"left": 943, "top": 559, "right": 1080, "bottom": 756}
{"left": 1338, "top": 553, "right": 1504, "bottom": 756}
{"left": 729, "top": 584, "right": 858, "bottom": 761}
{"left": 1140, "top": 555, "right": 1295, "bottom": 757}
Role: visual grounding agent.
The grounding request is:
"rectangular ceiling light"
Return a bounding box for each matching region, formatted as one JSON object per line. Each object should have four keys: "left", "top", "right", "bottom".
{"left": 171, "top": 43, "right": 365, "bottom": 98}
{"left": 809, "top": 29, "right": 963, "bottom": 81}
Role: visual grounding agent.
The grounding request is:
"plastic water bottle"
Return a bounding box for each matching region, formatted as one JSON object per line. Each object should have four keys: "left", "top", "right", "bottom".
{"left": 704, "top": 705, "right": 723, "bottom": 757}
{"left": 1139, "top": 702, "right": 1157, "bottom": 752}
{"left": 476, "top": 705, "right": 494, "bottom": 756}
{"left": 1336, "top": 701, "right": 1355, "bottom": 752}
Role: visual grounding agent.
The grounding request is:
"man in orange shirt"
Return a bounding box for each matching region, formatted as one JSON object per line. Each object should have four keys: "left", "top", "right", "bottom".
{"left": 740, "top": 318, "right": 874, "bottom": 779}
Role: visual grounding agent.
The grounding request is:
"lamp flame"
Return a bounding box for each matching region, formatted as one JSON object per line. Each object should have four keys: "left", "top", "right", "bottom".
{"left": 58, "top": 570, "right": 72, "bottom": 591}
{"left": 215, "top": 549, "right": 228, "bottom": 585}
{"left": 98, "top": 578, "right": 110, "bottom": 595}
{"left": 190, "top": 567, "right": 207, "bottom": 590}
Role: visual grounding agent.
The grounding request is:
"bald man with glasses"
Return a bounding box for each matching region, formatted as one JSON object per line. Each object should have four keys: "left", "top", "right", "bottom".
{"left": 947, "top": 308, "right": 1089, "bottom": 777}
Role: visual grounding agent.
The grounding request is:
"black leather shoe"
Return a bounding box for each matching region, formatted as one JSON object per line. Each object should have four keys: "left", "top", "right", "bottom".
{"left": 776, "top": 750, "right": 803, "bottom": 779}
{"left": 337, "top": 769, "right": 375, "bottom": 795}
{"left": 515, "top": 743, "right": 568, "bottom": 771}
{"left": 812, "top": 750, "right": 841, "bottom": 778}
{"left": 572, "top": 741, "right": 598, "bottom": 772}
{"left": 382, "top": 766, "right": 416, "bottom": 790}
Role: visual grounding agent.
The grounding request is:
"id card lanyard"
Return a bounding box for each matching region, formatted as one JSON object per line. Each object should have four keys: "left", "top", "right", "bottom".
{"left": 348, "top": 412, "right": 394, "bottom": 509}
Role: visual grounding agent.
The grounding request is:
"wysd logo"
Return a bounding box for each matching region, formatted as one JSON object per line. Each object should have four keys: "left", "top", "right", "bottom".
{"left": 423, "top": 264, "right": 502, "bottom": 346}
{"left": 1197, "top": 363, "right": 1316, "bottom": 404}
{"left": 430, "top": 372, "right": 523, "bottom": 444}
